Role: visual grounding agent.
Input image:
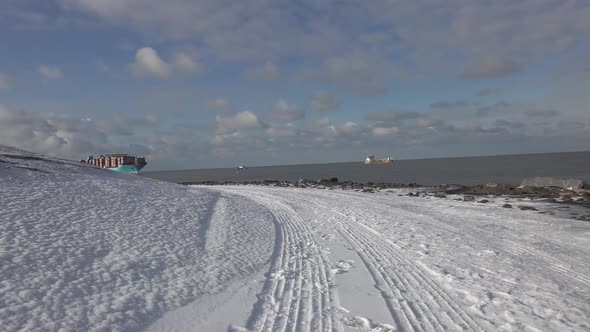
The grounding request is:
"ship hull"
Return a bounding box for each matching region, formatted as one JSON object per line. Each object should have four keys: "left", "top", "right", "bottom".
{"left": 107, "top": 164, "right": 146, "bottom": 174}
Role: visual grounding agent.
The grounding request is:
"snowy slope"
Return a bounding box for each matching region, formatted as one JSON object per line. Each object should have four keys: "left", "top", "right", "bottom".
{"left": 0, "top": 147, "right": 275, "bottom": 331}
{"left": 2, "top": 145, "right": 590, "bottom": 331}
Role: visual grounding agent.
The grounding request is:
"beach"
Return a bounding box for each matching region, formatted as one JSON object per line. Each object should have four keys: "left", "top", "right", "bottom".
{"left": 2, "top": 146, "right": 590, "bottom": 331}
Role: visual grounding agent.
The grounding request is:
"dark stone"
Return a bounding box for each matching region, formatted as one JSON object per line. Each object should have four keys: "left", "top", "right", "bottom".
{"left": 502, "top": 204, "right": 512, "bottom": 208}
{"left": 478, "top": 199, "right": 490, "bottom": 203}
{"left": 463, "top": 195, "right": 475, "bottom": 202}
{"left": 519, "top": 206, "right": 538, "bottom": 211}
{"left": 434, "top": 193, "right": 447, "bottom": 198}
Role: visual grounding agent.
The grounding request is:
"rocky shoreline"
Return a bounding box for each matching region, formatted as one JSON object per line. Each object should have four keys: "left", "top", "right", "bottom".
{"left": 183, "top": 177, "right": 590, "bottom": 221}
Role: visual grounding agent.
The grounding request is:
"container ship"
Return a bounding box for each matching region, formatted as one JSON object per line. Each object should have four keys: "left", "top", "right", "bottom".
{"left": 81, "top": 154, "right": 147, "bottom": 174}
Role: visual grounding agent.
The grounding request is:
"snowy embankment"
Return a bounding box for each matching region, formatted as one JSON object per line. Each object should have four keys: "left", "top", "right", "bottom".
{"left": 1, "top": 146, "right": 590, "bottom": 331}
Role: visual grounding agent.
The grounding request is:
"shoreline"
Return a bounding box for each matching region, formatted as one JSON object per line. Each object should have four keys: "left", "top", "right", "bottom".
{"left": 187, "top": 179, "right": 590, "bottom": 221}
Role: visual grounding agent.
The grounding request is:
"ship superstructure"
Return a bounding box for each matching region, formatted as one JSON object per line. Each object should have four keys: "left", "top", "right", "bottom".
{"left": 364, "top": 155, "right": 394, "bottom": 165}
{"left": 81, "top": 154, "right": 147, "bottom": 174}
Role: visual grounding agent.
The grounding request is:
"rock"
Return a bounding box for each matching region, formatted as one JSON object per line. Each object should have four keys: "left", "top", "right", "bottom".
{"left": 519, "top": 206, "right": 538, "bottom": 211}
{"left": 561, "top": 195, "right": 573, "bottom": 203}
{"left": 520, "top": 177, "right": 587, "bottom": 190}
{"left": 463, "top": 195, "right": 475, "bottom": 202}
{"left": 478, "top": 199, "right": 490, "bottom": 203}
{"left": 486, "top": 183, "right": 498, "bottom": 188}
{"left": 434, "top": 193, "right": 447, "bottom": 198}
{"left": 502, "top": 204, "right": 513, "bottom": 208}
{"left": 362, "top": 188, "right": 374, "bottom": 193}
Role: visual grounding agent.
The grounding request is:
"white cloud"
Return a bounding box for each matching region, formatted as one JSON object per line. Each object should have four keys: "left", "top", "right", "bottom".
{"left": 39, "top": 65, "right": 64, "bottom": 79}
{"left": 243, "top": 60, "right": 281, "bottom": 80}
{"left": 310, "top": 91, "right": 340, "bottom": 112}
{"left": 0, "top": 104, "right": 156, "bottom": 159}
{"left": 215, "top": 111, "right": 262, "bottom": 131}
{"left": 210, "top": 131, "right": 241, "bottom": 145}
{"left": 129, "top": 47, "right": 171, "bottom": 78}
{"left": 340, "top": 121, "right": 361, "bottom": 134}
{"left": 266, "top": 126, "right": 298, "bottom": 138}
{"left": 415, "top": 117, "right": 442, "bottom": 128}
{"left": 314, "top": 117, "right": 331, "bottom": 127}
{"left": 173, "top": 53, "right": 201, "bottom": 73}
{"left": 372, "top": 126, "right": 400, "bottom": 137}
{"left": 129, "top": 47, "right": 201, "bottom": 79}
{"left": 0, "top": 73, "right": 13, "bottom": 89}
{"left": 269, "top": 99, "right": 304, "bottom": 122}
{"left": 56, "top": 0, "right": 590, "bottom": 82}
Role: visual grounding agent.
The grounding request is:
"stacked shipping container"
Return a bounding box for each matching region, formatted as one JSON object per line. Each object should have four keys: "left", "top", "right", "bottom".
{"left": 80, "top": 154, "right": 146, "bottom": 169}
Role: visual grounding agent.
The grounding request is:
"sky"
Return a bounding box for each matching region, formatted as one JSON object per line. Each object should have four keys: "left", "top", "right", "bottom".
{"left": 0, "top": 0, "right": 589, "bottom": 171}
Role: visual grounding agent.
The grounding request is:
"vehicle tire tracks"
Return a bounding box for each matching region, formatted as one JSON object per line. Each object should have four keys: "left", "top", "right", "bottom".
{"left": 288, "top": 193, "right": 488, "bottom": 331}
{"left": 223, "top": 190, "right": 341, "bottom": 332}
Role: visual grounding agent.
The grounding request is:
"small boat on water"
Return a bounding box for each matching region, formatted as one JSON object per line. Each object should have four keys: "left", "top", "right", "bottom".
{"left": 364, "top": 155, "right": 394, "bottom": 165}
{"left": 236, "top": 164, "right": 247, "bottom": 170}
{"left": 81, "top": 154, "right": 147, "bottom": 174}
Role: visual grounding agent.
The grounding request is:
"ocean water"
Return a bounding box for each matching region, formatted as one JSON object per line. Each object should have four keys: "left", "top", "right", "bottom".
{"left": 143, "top": 151, "right": 590, "bottom": 186}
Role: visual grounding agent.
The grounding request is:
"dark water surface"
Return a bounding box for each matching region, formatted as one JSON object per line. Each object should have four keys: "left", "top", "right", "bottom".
{"left": 143, "top": 152, "right": 590, "bottom": 186}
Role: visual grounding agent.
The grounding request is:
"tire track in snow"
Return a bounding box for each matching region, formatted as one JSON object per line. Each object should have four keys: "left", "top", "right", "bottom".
{"left": 293, "top": 188, "right": 590, "bottom": 289}
{"left": 277, "top": 190, "right": 489, "bottom": 331}
{"left": 222, "top": 191, "right": 340, "bottom": 332}
{"left": 297, "top": 189, "right": 590, "bottom": 328}
{"left": 333, "top": 192, "right": 590, "bottom": 288}
{"left": 337, "top": 220, "right": 486, "bottom": 331}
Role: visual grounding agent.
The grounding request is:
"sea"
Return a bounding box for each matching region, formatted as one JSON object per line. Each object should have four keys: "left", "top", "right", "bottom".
{"left": 143, "top": 151, "right": 590, "bottom": 186}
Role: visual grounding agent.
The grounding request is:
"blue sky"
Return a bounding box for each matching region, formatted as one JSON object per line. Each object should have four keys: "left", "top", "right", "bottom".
{"left": 0, "top": 0, "right": 589, "bottom": 170}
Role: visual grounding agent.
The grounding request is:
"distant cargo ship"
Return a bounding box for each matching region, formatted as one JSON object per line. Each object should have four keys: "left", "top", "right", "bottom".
{"left": 81, "top": 154, "right": 147, "bottom": 174}
{"left": 364, "top": 155, "right": 394, "bottom": 165}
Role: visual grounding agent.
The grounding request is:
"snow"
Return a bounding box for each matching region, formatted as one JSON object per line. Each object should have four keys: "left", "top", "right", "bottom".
{"left": 1, "top": 145, "right": 590, "bottom": 331}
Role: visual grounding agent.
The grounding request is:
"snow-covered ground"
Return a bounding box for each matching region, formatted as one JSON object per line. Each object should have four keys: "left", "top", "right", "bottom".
{"left": 1, "top": 146, "right": 590, "bottom": 331}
